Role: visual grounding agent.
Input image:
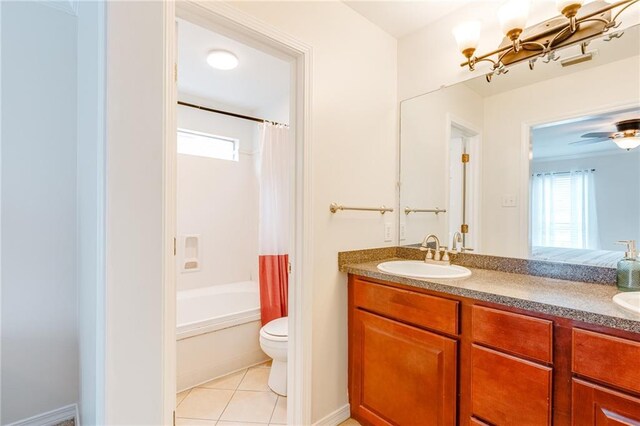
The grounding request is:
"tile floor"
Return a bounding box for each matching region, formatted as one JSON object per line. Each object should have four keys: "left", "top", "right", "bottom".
{"left": 176, "top": 361, "right": 286, "bottom": 426}
{"left": 176, "top": 363, "right": 362, "bottom": 426}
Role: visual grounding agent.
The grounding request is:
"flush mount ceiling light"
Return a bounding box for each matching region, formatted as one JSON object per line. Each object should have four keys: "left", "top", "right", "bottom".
{"left": 453, "top": 0, "right": 638, "bottom": 82}
{"left": 206, "top": 50, "right": 239, "bottom": 70}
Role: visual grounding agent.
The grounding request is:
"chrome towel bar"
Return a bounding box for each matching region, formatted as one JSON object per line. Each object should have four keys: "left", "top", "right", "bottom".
{"left": 404, "top": 207, "right": 447, "bottom": 215}
{"left": 330, "top": 203, "right": 393, "bottom": 215}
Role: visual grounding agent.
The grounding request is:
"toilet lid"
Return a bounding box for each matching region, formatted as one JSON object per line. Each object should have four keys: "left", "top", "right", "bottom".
{"left": 263, "top": 317, "right": 288, "bottom": 337}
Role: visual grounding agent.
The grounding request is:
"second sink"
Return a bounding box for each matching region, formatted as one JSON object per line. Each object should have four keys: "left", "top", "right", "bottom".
{"left": 613, "top": 292, "right": 640, "bottom": 314}
{"left": 377, "top": 260, "right": 471, "bottom": 279}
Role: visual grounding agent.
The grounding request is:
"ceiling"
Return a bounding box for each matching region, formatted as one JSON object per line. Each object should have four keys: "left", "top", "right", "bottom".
{"left": 177, "top": 18, "right": 290, "bottom": 115}
{"left": 343, "top": 0, "right": 471, "bottom": 38}
{"left": 532, "top": 106, "right": 640, "bottom": 159}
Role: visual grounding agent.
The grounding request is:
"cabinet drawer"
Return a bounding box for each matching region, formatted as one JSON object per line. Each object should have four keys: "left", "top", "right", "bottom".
{"left": 471, "top": 345, "right": 552, "bottom": 425}
{"left": 353, "top": 278, "right": 459, "bottom": 335}
{"left": 572, "top": 378, "right": 640, "bottom": 425}
{"left": 573, "top": 328, "right": 640, "bottom": 395}
{"left": 472, "top": 305, "right": 553, "bottom": 363}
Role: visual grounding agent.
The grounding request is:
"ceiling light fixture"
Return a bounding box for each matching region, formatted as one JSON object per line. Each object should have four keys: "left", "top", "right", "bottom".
{"left": 611, "top": 134, "right": 640, "bottom": 150}
{"left": 454, "top": 0, "right": 638, "bottom": 82}
{"left": 206, "top": 50, "right": 239, "bottom": 70}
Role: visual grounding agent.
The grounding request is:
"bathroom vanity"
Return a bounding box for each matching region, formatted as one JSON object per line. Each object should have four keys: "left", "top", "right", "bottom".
{"left": 343, "top": 17, "right": 640, "bottom": 426}
{"left": 343, "top": 252, "right": 640, "bottom": 426}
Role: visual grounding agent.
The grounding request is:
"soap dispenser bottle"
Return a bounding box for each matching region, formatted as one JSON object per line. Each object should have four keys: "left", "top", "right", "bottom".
{"left": 616, "top": 240, "right": 640, "bottom": 291}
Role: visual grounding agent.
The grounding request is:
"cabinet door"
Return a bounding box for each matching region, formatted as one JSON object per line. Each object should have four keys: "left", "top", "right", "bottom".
{"left": 350, "top": 309, "right": 457, "bottom": 426}
{"left": 573, "top": 379, "right": 640, "bottom": 425}
{"left": 471, "top": 345, "right": 552, "bottom": 425}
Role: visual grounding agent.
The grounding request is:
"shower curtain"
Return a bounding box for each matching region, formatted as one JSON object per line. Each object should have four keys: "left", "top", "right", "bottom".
{"left": 258, "top": 123, "right": 290, "bottom": 326}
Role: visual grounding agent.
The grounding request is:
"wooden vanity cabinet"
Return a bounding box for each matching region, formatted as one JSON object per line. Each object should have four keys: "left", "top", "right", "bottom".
{"left": 348, "top": 275, "right": 640, "bottom": 426}
{"left": 351, "top": 309, "right": 457, "bottom": 425}
{"left": 571, "top": 329, "right": 640, "bottom": 425}
{"left": 470, "top": 345, "right": 552, "bottom": 425}
{"left": 572, "top": 379, "right": 640, "bottom": 425}
{"left": 469, "top": 306, "right": 554, "bottom": 426}
{"left": 349, "top": 277, "right": 458, "bottom": 425}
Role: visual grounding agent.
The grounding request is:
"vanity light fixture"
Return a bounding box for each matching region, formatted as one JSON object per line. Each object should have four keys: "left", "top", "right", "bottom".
{"left": 455, "top": 0, "right": 638, "bottom": 82}
{"left": 206, "top": 50, "right": 239, "bottom": 70}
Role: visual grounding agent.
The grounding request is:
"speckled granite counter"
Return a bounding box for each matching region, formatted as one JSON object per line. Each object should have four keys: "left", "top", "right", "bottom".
{"left": 342, "top": 258, "right": 640, "bottom": 334}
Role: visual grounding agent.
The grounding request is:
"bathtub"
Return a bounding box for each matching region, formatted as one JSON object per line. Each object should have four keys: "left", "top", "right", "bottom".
{"left": 176, "top": 281, "right": 268, "bottom": 391}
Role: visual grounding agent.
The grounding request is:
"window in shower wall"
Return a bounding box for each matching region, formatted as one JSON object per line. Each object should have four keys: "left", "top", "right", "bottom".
{"left": 177, "top": 128, "right": 239, "bottom": 161}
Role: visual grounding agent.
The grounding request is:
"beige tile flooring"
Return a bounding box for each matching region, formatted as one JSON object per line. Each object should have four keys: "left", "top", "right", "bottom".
{"left": 176, "top": 361, "right": 287, "bottom": 426}
{"left": 338, "top": 419, "right": 361, "bottom": 426}
{"left": 176, "top": 363, "right": 363, "bottom": 426}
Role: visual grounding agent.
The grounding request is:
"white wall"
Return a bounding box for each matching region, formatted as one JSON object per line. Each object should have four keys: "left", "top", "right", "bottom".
{"left": 400, "top": 83, "right": 483, "bottom": 246}
{"left": 481, "top": 56, "right": 640, "bottom": 257}
{"left": 254, "top": 93, "right": 290, "bottom": 126}
{"left": 227, "top": 2, "right": 398, "bottom": 422}
{"left": 176, "top": 103, "right": 260, "bottom": 291}
{"left": 532, "top": 151, "right": 640, "bottom": 251}
{"left": 1, "top": 2, "right": 79, "bottom": 423}
{"left": 104, "top": 2, "right": 169, "bottom": 424}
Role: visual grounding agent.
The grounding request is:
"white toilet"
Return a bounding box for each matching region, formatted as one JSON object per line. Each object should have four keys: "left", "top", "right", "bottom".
{"left": 259, "top": 316, "right": 288, "bottom": 396}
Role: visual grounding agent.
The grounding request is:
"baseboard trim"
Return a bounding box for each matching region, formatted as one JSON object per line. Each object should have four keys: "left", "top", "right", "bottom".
{"left": 5, "top": 403, "right": 78, "bottom": 426}
{"left": 313, "top": 403, "right": 350, "bottom": 426}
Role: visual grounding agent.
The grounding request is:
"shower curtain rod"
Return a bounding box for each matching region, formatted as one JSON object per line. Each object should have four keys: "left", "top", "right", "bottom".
{"left": 177, "top": 101, "right": 288, "bottom": 127}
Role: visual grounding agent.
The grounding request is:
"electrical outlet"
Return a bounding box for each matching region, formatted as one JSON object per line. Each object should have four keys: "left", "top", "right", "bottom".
{"left": 502, "top": 194, "right": 517, "bottom": 207}
{"left": 384, "top": 222, "right": 393, "bottom": 242}
{"left": 400, "top": 223, "right": 406, "bottom": 241}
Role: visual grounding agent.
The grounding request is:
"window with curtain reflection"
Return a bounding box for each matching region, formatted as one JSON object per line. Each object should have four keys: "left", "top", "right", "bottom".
{"left": 531, "top": 169, "right": 599, "bottom": 249}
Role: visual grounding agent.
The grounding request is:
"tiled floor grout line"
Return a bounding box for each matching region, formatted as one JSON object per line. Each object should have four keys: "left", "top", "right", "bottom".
{"left": 216, "top": 368, "right": 249, "bottom": 423}
{"left": 267, "top": 395, "right": 279, "bottom": 425}
{"left": 176, "top": 387, "right": 193, "bottom": 409}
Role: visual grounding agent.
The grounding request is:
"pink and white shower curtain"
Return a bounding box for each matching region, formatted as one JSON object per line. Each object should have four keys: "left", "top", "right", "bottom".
{"left": 258, "top": 123, "right": 290, "bottom": 326}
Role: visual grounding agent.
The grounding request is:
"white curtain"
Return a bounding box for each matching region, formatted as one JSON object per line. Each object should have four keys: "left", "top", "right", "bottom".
{"left": 258, "top": 123, "right": 290, "bottom": 256}
{"left": 257, "top": 123, "right": 291, "bottom": 325}
{"left": 531, "top": 169, "right": 599, "bottom": 249}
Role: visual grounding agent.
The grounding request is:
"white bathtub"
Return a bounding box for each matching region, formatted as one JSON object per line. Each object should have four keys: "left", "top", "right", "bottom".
{"left": 176, "top": 281, "right": 268, "bottom": 391}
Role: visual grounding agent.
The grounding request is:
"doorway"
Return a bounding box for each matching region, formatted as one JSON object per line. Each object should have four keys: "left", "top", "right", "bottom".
{"left": 448, "top": 121, "right": 481, "bottom": 252}
{"left": 165, "top": 3, "right": 313, "bottom": 425}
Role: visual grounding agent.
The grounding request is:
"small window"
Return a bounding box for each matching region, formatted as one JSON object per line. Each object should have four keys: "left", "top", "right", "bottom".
{"left": 177, "top": 129, "right": 238, "bottom": 161}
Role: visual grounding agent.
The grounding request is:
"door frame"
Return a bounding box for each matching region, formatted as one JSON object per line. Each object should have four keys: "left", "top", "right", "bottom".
{"left": 163, "top": 2, "right": 314, "bottom": 424}
{"left": 445, "top": 114, "right": 482, "bottom": 252}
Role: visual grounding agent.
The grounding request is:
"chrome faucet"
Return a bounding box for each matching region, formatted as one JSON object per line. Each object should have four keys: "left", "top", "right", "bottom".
{"left": 451, "top": 232, "right": 463, "bottom": 253}
{"left": 420, "top": 234, "right": 449, "bottom": 263}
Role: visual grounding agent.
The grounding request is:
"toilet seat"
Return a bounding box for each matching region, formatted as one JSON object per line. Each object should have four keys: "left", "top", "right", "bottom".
{"left": 260, "top": 317, "right": 288, "bottom": 342}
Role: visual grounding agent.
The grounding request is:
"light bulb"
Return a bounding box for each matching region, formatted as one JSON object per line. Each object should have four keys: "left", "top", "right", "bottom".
{"left": 206, "top": 50, "right": 239, "bottom": 70}
{"left": 498, "top": 0, "right": 530, "bottom": 36}
{"left": 452, "top": 20, "right": 482, "bottom": 57}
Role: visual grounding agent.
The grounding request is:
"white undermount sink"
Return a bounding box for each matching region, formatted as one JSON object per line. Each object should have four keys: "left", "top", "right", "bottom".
{"left": 377, "top": 260, "right": 471, "bottom": 279}
{"left": 613, "top": 292, "right": 640, "bottom": 314}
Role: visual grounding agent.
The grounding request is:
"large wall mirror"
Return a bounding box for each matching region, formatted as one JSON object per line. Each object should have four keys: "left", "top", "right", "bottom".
{"left": 399, "top": 25, "right": 639, "bottom": 267}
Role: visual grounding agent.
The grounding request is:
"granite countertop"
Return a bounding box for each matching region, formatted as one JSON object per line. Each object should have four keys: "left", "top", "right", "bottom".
{"left": 343, "top": 258, "right": 640, "bottom": 334}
